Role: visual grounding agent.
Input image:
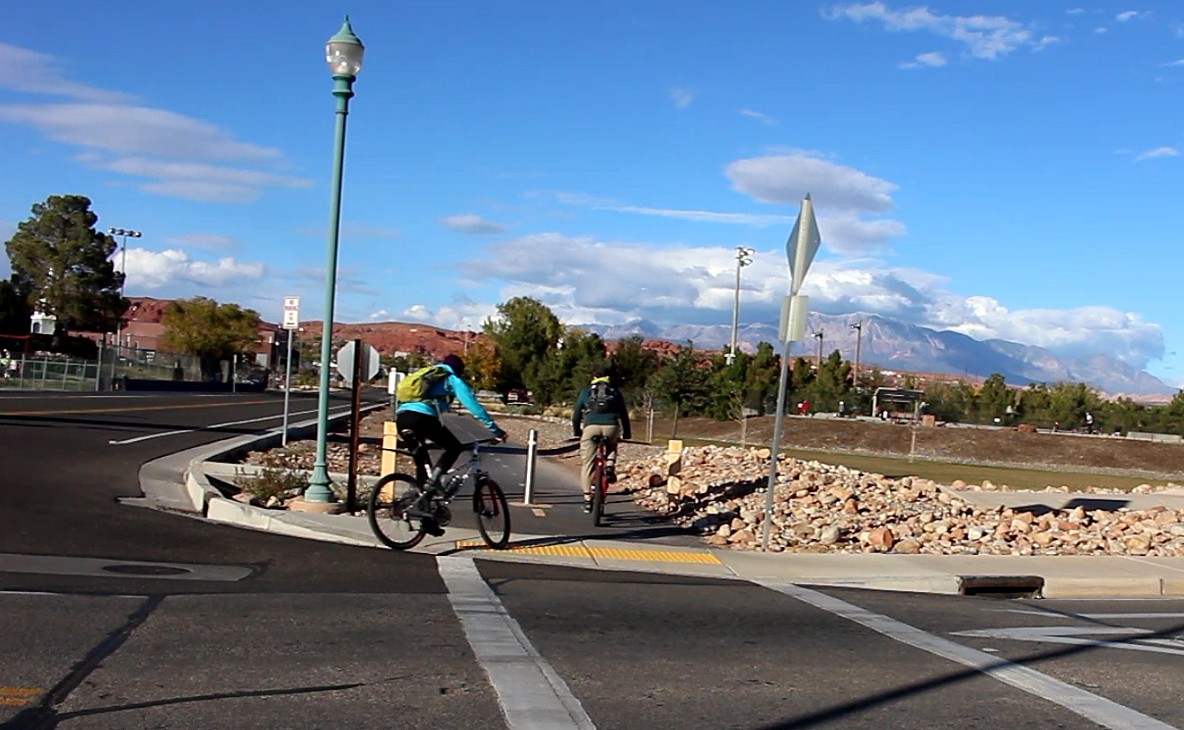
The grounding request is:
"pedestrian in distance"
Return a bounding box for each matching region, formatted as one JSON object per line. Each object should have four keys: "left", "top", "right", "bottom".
{"left": 572, "top": 363, "right": 632, "bottom": 513}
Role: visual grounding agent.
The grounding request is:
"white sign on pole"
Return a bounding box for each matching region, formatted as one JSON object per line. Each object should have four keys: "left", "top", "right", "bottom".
{"left": 282, "top": 296, "right": 300, "bottom": 330}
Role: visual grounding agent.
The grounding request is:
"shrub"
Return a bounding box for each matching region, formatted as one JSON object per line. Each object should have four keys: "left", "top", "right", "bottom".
{"left": 234, "top": 464, "right": 310, "bottom": 505}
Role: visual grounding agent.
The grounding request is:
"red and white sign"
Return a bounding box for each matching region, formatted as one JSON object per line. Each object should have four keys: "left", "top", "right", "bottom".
{"left": 282, "top": 296, "right": 300, "bottom": 330}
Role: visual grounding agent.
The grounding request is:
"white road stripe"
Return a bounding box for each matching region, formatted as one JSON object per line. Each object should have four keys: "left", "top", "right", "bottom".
{"left": 761, "top": 581, "right": 1177, "bottom": 730}
{"left": 437, "top": 556, "right": 596, "bottom": 730}
{"left": 108, "top": 407, "right": 327, "bottom": 444}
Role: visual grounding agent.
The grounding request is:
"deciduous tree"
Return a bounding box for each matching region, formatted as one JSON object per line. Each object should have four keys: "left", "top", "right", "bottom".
{"left": 160, "top": 297, "right": 261, "bottom": 381}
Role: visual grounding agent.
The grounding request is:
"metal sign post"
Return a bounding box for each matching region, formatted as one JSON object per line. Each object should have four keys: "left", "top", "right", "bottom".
{"left": 281, "top": 296, "right": 300, "bottom": 446}
{"left": 762, "top": 195, "right": 821, "bottom": 551}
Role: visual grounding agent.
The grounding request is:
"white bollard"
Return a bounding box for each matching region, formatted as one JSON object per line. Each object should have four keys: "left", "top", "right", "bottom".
{"left": 522, "top": 429, "right": 539, "bottom": 504}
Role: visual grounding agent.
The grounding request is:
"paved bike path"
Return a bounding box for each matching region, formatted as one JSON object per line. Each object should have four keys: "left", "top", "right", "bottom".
{"left": 139, "top": 416, "right": 1184, "bottom": 600}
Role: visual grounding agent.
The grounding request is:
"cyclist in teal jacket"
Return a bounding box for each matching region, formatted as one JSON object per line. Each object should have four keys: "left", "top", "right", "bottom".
{"left": 395, "top": 355, "right": 506, "bottom": 533}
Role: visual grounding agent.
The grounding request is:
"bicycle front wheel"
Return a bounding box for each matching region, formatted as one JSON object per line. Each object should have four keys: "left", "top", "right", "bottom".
{"left": 473, "top": 477, "right": 511, "bottom": 549}
{"left": 368, "top": 473, "right": 427, "bottom": 550}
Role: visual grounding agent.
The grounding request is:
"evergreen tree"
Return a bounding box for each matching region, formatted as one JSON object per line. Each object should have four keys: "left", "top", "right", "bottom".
{"left": 5, "top": 195, "right": 124, "bottom": 341}
{"left": 649, "top": 344, "right": 709, "bottom": 436}
{"left": 482, "top": 296, "right": 563, "bottom": 400}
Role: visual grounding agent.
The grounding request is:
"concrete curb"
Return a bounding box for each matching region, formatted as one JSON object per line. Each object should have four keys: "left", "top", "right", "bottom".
{"left": 134, "top": 406, "right": 1184, "bottom": 600}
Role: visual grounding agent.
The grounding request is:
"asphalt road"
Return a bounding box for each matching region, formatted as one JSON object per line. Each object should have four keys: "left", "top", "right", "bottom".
{"left": 2, "top": 391, "right": 1183, "bottom": 729}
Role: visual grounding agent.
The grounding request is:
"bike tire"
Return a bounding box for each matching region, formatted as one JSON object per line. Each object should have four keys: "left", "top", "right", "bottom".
{"left": 591, "top": 456, "right": 606, "bottom": 527}
{"left": 367, "top": 473, "right": 428, "bottom": 550}
{"left": 473, "top": 477, "right": 511, "bottom": 549}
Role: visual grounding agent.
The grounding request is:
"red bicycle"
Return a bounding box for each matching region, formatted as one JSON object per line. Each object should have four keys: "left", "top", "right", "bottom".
{"left": 588, "top": 434, "right": 612, "bottom": 526}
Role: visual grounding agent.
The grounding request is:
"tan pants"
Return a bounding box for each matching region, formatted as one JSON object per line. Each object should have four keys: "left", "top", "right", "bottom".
{"left": 580, "top": 423, "right": 620, "bottom": 498}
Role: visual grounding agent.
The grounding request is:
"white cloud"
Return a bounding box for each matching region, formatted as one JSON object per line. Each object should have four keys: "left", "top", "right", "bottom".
{"left": 71, "top": 155, "right": 310, "bottom": 204}
{"left": 550, "top": 191, "right": 792, "bottom": 226}
{"left": 668, "top": 87, "right": 694, "bottom": 108}
{"left": 1115, "top": 10, "right": 1147, "bottom": 22}
{"left": 725, "top": 152, "right": 899, "bottom": 212}
{"left": 739, "top": 108, "right": 779, "bottom": 125}
{"left": 125, "top": 248, "right": 265, "bottom": 291}
{"left": 0, "top": 43, "right": 304, "bottom": 204}
{"left": 0, "top": 103, "right": 284, "bottom": 163}
{"left": 1066, "top": 8, "right": 1086, "bottom": 15}
{"left": 1135, "top": 146, "right": 1179, "bottom": 160}
{"left": 427, "top": 232, "right": 1164, "bottom": 369}
{"left": 1095, "top": 26, "right": 1109, "bottom": 34}
{"left": 440, "top": 213, "right": 510, "bottom": 235}
{"left": 397, "top": 301, "right": 497, "bottom": 332}
{"left": 164, "top": 233, "right": 239, "bottom": 252}
{"left": 608, "top": 204, "right": 793, "bottom": 227}
{"left": 344, "top": 224, "right": 401, "bottom": 239}
{"left": 0, "top": 42, "right": 131, "bottom": 102}
{"left": 900, "top": 51, "right": 948, "bottom": 68}
{"left": 1167, "top": 58, "right": 1184, "bottom": 66}
{"left": 826, "top": 2, "right": 1059, "bottom": 60}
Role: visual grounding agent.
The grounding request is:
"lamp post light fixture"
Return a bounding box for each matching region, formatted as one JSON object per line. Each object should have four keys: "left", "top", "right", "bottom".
{"left": 306, "top": 16, "right": 365, "bottom": 505}
{"left": 107, "top": 227, "right": 141, "bottom": 348}
{"left": 726, "top": 246, "right": 755, "bottom": 366}
{"left": 812, "top": 329, "right": 824, "bottom": 369}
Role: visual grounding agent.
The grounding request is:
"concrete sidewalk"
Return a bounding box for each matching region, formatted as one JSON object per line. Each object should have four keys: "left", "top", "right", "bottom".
{"left": 135, "top": 417, "right": 1184, "bottom": 600}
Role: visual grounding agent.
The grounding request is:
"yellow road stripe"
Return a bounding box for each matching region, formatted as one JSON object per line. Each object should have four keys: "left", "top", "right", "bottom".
{"left": 0, "top": 399, "right": 272, "bottom": 417}
{"left": 456, "top": 540, "right": 721, "bottom": 564}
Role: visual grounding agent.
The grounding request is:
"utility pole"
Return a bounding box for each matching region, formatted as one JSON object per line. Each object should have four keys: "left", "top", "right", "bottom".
{"left": 726, "top": 246, "right": 755, "bottom": 366}
{"left": 849, "top": 319, "right": 863, "bottom": 387}
{"left": 812, "top": 329, "right": 824, "bottom": 369}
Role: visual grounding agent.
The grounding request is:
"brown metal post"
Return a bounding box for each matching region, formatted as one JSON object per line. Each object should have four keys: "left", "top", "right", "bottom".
{"left": 346, "top": 338, "right": 364, "bottom": 514}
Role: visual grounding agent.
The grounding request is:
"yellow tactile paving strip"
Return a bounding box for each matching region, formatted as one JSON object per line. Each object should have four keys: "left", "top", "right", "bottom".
{"left": 0, "top": 687, "right": 40, "bottom": 706}
{"left": 455, "top": 540, "right": 721, "bottom": 564}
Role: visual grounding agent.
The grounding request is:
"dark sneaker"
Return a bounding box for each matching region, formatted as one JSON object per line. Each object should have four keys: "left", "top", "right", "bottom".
{"left": 605, "top": 466, "right": 617, "bottom": 484}
{"left": 421, "top": 518, "right": 445, "bottom": 537}
{"left": 582, "top": 499, "right": 593, "bottom": 513}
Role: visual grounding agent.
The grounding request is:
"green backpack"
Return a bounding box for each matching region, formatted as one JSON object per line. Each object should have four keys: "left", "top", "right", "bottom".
{"left": 397, "top": 364, "right": 449, "bottom": 402}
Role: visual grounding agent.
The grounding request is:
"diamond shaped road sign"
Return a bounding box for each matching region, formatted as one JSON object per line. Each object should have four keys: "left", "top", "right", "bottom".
{"left": 786, "top": 194, "right": 821, "bottom": 296}
{"left": 335, "top": 341, "right": 382, "bottom": 383}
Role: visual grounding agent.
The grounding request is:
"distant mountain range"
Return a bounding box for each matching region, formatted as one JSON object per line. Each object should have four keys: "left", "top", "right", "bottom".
{"left": 576, "top": 313, "right": 1178, "bottom": 400}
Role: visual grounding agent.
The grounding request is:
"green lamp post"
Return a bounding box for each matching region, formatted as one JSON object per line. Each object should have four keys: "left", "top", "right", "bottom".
{"left": 306, "top": 16, "right": 365, "bottom": 503}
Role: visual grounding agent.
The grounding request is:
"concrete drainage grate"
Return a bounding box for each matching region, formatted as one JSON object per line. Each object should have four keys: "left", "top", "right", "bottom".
{"left": 959, "top": 575, "right": 1044, "bottom": 599}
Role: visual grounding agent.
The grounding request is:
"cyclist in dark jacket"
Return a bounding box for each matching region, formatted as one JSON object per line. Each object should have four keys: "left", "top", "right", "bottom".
{"left": 572, "top": 363, "right": 631, "bottom": 512}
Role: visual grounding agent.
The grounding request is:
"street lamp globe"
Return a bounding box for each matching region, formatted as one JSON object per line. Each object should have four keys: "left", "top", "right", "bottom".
{"left": 326, "top": 17, "right": 365, "bottom": 77}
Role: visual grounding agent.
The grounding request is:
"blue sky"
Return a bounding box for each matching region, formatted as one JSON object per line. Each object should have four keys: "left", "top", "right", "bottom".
{"left": 1, "top": 2, "right": 1182, "bottom": 385}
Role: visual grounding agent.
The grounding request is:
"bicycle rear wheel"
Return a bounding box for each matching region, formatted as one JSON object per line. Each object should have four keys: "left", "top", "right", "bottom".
{"left": 473, "top": 477, "right": 511, "bottom": 549}
{"left": 591, "top": 452, "right": 606, "bottom": 527}
{"left": 368, "top": 473, "right": 427, "bottom": 550}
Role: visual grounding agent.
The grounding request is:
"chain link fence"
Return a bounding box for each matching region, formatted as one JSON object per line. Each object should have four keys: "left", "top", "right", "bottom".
{"left": 0, "top": 345, "right": 262, "bottom": 392}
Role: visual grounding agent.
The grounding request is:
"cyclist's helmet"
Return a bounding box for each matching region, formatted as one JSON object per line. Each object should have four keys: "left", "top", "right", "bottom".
{"left": 442, "top": 354, "right": 465, "bottom": 377}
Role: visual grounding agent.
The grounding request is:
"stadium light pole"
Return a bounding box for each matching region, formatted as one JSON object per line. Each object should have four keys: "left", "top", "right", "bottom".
{"left": 726, "top": 246, "right": 755, "bottom": 366}
{"left": 850, "top": 319, "right": 863, "bottom": 389}
{"left": 107, "top": 227, "right": 141, "bottom": 348}
{"left": 812, "top": 329, "right": 824, "bottom": 369}
{"left": 306, "top": 17, "right": 364, "bottom": 504}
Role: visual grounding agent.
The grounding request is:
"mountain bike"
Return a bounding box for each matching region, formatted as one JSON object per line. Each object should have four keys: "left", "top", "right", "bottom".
{"left": 367, "top": 431, "right": 510, "bottom": 550}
